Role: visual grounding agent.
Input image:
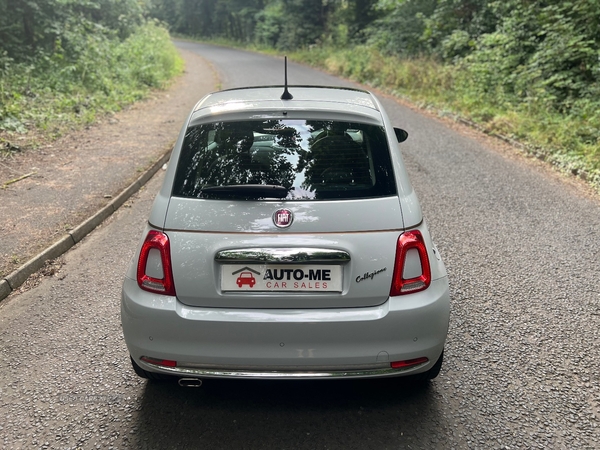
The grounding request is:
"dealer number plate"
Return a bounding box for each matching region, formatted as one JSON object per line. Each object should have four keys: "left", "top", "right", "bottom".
{"left": 221, "top": 264, "right": 343, "bottom": 292}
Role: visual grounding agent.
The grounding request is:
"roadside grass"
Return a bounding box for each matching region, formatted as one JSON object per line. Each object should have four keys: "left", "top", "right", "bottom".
{"left": 289, "top": 46, "right": 600, "bottom": 191}
{"left": 0, "top": 22, "right": 183, "bottom": 154}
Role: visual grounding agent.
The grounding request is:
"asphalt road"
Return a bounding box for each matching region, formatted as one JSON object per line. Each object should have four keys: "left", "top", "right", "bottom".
{"left": 0, "top": 42, "right": 599, "bottom": 449}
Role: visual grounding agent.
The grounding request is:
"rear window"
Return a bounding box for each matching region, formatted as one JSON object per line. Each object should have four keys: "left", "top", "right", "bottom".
{"left": 172, "top": 119, "right": 396, "bottom": 200}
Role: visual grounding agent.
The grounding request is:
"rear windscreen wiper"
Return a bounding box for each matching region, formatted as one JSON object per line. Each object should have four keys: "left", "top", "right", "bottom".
{"left": 200, "top": 184, "right": 289, "bottom": 198}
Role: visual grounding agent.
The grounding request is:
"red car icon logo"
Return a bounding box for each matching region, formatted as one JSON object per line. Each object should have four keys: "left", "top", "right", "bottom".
{"left": 236, "top": 271, "right": 256, "bottom": 288}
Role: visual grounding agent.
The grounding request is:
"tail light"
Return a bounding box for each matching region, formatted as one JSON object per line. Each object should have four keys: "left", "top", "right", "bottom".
{"left": 137, "top": 230, "right": 176, "bottom": 296}
{"left": 390, "top": 230, "right": 431, "bottom": 296}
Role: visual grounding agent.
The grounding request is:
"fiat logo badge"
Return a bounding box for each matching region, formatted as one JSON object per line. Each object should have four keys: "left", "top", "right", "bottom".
{"left": 273, "top": 208, "right": 293, "bottom": 228}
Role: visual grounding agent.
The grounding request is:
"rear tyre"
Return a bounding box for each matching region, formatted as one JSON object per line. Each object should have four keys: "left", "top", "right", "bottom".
{"left": 423, "top": 350, "right": 444, "bottom": 380}
{"left": 130, "top": 356, "right": 173, "bottom": 381}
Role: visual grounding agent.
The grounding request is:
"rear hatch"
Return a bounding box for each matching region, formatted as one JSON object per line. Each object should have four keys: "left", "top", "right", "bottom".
{"left": 165, "top": 118, "right": 404, "bottom": 309}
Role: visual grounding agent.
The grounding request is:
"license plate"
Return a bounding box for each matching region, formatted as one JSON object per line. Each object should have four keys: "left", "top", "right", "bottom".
{"left": 221, "top": 264, "right": 343, "bottom": 292}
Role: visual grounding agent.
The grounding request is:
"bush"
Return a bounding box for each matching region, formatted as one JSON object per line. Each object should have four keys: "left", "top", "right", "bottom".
{"left": 291, "top": 45, "right": 600, "bottom": 191}
{"left": 0, "top": 22, "right": 182, "bottom": 140}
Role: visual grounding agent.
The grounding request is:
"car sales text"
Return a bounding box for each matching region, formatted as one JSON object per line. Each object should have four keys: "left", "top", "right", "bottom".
{"left": 263, "top": 268, "right": 330, "bottom": 289}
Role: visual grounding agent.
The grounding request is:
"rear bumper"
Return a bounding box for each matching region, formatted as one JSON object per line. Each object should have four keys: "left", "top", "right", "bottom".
{"left": 121, "top": 277, "right": 450, "bottom": 379}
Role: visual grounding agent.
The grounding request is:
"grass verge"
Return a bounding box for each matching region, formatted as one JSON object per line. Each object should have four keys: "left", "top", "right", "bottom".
{"left": 0, "top": 22, "right": 183, "bottom": 154}
{"left": 289, "top": 45, "right": 600, "bottom": 192}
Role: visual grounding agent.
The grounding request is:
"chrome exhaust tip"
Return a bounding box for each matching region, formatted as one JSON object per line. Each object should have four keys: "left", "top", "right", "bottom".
{"left": 178, "top": 377, "right": 203, "bottom": 388}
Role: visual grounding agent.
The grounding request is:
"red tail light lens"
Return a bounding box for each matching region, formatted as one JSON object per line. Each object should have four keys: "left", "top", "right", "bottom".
{"left": 137, "top": 230, "right": 176, "bottom": 296}
{"left": 390, "top": 230, "right": 431, "bottom": 296}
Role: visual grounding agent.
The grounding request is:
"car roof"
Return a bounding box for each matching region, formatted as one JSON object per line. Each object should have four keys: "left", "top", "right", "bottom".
{"left": 189, "top": 86, "right": 384, "bottom": 125}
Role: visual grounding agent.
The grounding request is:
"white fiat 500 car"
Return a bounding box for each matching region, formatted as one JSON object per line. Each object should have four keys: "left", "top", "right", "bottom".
{"left": 121, "top": 85, "right": 450, "bottom": 386}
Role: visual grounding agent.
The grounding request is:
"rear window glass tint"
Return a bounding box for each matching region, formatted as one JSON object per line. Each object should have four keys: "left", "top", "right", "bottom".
{"left": 172, "top": 119, "right": 396, "bottom": 200}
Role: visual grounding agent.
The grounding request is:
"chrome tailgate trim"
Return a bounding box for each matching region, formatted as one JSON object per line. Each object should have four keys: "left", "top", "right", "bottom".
{"left": 215, "top": 248, "right": 351, "bottom": 264}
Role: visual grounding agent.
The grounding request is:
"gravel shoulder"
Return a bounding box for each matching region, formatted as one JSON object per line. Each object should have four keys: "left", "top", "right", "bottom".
{"left": 0, "top": 48, "right": 217, "bottom": 284}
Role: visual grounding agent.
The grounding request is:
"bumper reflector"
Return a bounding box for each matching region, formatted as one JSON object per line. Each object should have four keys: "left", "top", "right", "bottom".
{"left": 141, "top": 356, "right": 177, "bottom": 368}
{"left": 390, "top": 357, "right": 428, "bottom": 369}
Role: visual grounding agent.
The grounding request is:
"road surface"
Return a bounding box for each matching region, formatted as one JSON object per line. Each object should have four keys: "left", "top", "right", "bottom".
{"left": 0, "top": 41, "right": 598, "bottom": 449}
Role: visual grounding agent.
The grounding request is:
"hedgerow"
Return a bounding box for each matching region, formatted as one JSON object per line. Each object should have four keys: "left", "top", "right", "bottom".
{"left": 0, "top": 21, "right": 182, "bottom": 146}
{"left": 290, "top": 45, "right": 600, "bottom": 190}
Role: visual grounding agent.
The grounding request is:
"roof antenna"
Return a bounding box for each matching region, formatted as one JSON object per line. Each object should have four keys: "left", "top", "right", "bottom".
{"left": 280, "top": 56, "right": 293, "bottom": 100}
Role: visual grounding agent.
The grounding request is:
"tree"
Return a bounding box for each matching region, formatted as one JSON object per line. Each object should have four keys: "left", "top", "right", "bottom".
{"left": 0, "top": 0, "right": 148, "bottom": 60}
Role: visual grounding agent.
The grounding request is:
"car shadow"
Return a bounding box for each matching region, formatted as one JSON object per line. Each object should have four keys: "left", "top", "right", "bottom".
{"left": 133, "top": 376, "right": 451, "bottom": 449}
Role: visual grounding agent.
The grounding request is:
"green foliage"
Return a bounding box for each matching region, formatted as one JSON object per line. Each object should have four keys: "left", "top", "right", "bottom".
{"left": 0, "top": 0, "right": 182, "bottom": 145}
{"left": 151, "top": 0, "right": 261, "bottom": 41}
{"left": 166, "top": 0, "right": 600, "bottom": 189}
{"left": 152, "top": 0, "right": 379, "bottom": 50}
{"left": 0, "top": 22, "right": 183, "bottom": 138}
{"left": 454, "top": 1, "right": 600, "bottom": 112}
{"left": 254, "top": 3, "right": 284, "bottom": 47}
{"left": 0, "top": 0, "right": 148, "bottom": 60}
{"left": 291, "top": 45, "right": 600, "bottom": 190}
{"left": 366, "top": 0, "right": 436, "bottom": 57}
{"left": 282, "top": 0, "right": 600, "bottom": 189}
{"left": 4, "top": 0, "right": 599, "bottom": 189}
{"left": 276, "top": 0, "right": 329, "bottom": 49}
{"left": 421, "top": 0, "right": 498, "bottom": 55}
